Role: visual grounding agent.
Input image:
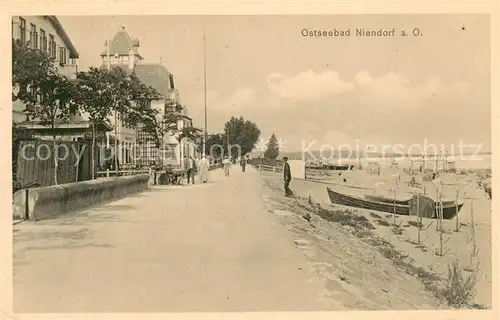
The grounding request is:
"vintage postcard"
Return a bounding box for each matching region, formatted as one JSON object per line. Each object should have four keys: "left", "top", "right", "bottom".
{"left": 1, "top": 1, "right": 498, "bottom": 319}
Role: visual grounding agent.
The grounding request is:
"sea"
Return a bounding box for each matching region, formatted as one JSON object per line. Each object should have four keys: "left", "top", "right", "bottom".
{"left": 280, "top": 151, "right": 492, "bottom": 170}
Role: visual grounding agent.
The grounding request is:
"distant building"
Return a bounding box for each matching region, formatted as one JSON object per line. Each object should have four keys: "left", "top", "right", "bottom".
{"left": 98, "top": 27, "right": 196, "bottom": 168}
{"left": 12, "top": 16, "right": 112, "bottom": 140}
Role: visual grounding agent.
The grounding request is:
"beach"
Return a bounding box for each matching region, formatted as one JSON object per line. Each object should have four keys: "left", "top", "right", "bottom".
{"left": 259, "top": 164, "right": 492, "bottom": 309}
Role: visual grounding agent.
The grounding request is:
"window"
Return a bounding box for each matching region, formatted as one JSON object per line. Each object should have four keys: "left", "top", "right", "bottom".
{"left": 19, "top": 18, "right": 26, "bottom": 44}
{"left": 40, "top": 29, "right": 47, "bottom": 52}
{"left": 29, "top": 23, "right": 38, "bottom": 49}
{"left": 169, "top": 74, "right": 175, "bottom": 89}
{"left": 48, "top": 34, "right": 56, "bottom": 59}
{"left": 59, "top": 47, "right": 67, "bottom": 65}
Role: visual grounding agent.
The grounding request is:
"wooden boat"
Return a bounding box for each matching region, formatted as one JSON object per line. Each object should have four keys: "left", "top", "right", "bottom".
{"left": 306, "top": 164, "right": 355, "bottom": 171}
{"left": 364, "top": 195, "right": 456, "bottom": 207}
{"left": 327, "top": 187, "right": 463, "bottom": 220}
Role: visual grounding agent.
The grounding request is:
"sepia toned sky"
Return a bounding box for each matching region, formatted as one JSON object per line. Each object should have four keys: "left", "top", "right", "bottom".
{"left": 58, "top": 14, "right": 491, "bottom": 153}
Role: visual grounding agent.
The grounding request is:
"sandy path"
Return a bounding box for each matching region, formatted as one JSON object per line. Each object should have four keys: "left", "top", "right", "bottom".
{"left": 13, "top": 167, "right": 336, "bottom": 312}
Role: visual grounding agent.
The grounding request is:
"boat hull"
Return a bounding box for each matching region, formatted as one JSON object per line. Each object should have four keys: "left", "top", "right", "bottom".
{"left": 327, "top": 187, "right": 463, "bottom": 220}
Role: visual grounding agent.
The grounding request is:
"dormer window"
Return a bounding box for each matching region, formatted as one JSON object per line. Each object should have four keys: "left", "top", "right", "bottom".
{"left": 169, "top": 74, "right": 175, "bottom": 89}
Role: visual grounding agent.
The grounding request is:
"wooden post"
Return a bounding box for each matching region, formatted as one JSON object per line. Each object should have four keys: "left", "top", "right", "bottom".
{"left": 106, "top": 169, "right": 110, "bottom": 178}
{"left": 393, "top": 188, "right": 397, "bottom": 226}
{"left": 439, "top": 193, "right": 444, "bottom": 256}
{"left": 455, "top": 189, "right": 460, "bottom": 232}
{"left": 416, "top": 191, "right": 421, "bottom": 244}
{"left": 435, "top": 188, "right": 441, "bottom": 231}
{"left": 469, "top": 199, "right": 477, "bottom": 267}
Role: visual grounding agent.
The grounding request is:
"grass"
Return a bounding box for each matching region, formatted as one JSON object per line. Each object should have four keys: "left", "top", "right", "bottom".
{"left": 376, "top": 219, "right": 391, "bottom": 226}
{"left": 315, "top": 206, "right": 376, "bottom": 231}
{"left": 408, "top": 220, "right": 424, "bottom": 228}
{"left": 369, "top": 212, "right": 382, "bottom": 219}
{"left": 437, "top": 260, "right": 477, "bottom": 308}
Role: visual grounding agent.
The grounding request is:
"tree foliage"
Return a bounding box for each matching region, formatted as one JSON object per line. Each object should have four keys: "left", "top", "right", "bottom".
{"left": 204, "top": 133, "right": 225, "bottom": 158}
{"left": 223, "top": 116, "right": 260, "bottom": 157}
{"left": 264, "top": 133, "right": 280, "bottom": 160}
{"left": 12, "top": 39, "right": 55, "bottom": 103}
{"left": 12, "top": 39, "right": 78, "bottom": 185}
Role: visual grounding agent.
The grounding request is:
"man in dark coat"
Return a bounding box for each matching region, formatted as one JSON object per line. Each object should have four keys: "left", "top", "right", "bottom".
{"left": 283, "top": 157, "right": 294, "bottom": 197}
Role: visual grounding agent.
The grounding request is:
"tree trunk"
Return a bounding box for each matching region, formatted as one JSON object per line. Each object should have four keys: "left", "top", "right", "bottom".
{"left": 91, "top": 122, "right": 96, "bottom": 180}
{"left": 114, "top": 114, "right": 119, "bottom": 175}
{"left": 52, "top": 134, "right": 59, "bottom": 185}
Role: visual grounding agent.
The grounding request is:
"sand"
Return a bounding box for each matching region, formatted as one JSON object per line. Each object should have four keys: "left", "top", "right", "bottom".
{"left": 260, "top": 167, "right": 492, "bottom": 309}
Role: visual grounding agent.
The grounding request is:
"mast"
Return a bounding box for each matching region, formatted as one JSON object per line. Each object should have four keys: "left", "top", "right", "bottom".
{"left": 203, "top": 26, "right": 208, "bottom": 156}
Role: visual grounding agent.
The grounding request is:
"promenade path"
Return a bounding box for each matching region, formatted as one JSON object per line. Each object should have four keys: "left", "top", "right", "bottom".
{"left": 13, "top": 166, "right": 335, "bottom": 313}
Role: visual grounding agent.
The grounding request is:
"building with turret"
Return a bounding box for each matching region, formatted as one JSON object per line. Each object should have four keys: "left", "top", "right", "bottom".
{"left": 99, "top": 27, "right": 195, "bottom": 168}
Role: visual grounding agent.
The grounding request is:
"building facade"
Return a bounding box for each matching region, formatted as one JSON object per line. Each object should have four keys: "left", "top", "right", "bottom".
{"left": 100, "top": 27, "right": 196, "bottom": 168}
{"left": 12, "top": 15, "right": 113, "bottom": 142}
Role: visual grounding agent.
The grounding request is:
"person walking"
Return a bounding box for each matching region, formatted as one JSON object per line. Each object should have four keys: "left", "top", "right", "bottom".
{"left": 283, "top": 157, "right": 294, "bottom": 197}
{"left": 198, "top": 155, "right": 209, "bottom": 183}
{"left": 240, "top": 156, "right": 247, "bottom": 172}
{"left": 223, "top": 156, "right": 231, "bottom": 177}
{"left": 186, "top": 156, "right": 196, "bottom": 184}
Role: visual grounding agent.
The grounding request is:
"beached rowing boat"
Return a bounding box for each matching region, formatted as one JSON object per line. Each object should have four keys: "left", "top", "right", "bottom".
{"left": 326, "top": 187, "right": 463, "bottom": 219}
{"left": 306, "top": 164, "right": 355, "bottom": 171}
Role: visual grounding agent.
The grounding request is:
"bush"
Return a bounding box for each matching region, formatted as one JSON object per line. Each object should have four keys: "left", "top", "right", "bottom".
{"left": 439, "top": 260, "right": 477, "bottom": 308}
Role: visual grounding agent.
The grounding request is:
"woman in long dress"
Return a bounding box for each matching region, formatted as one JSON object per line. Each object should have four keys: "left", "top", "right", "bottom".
{"left": 198, "top": 155, "right": 210, "bottom": 183}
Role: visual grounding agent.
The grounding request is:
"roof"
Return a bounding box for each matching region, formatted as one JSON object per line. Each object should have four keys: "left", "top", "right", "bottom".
{"left": 46, "top": 16, "right": 79, "bottom": 59}
{"left": 134, "top": 63, "right": 173, "bottom": 97}
{"left": 100, "top": 27, "right": 143, "bottom": 59}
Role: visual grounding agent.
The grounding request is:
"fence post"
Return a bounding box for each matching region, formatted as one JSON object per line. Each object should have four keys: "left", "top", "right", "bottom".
{"left": 273, "top": 166, "right": 276, "bottom": 173}
{"left": 25, "top": 188, "right": 29, "bottom": 220}
{"left": 106, "top": 169, "right": 110, "bottom": 178}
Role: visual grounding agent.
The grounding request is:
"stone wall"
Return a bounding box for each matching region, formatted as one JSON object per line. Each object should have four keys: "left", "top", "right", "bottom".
{"left": 13, "top": 174, "right": 150, "bottom": 221}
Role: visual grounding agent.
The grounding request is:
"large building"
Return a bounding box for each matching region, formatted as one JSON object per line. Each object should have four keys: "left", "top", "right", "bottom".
{"left": 99, "top": 27, "right": 196, "bottom": 168}
{"left": 11, "top": 16, "right": 112, "bottom": 140}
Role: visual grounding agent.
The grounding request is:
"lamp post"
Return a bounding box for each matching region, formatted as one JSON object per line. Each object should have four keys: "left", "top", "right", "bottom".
{"left": 202, "top": 26, "right": 208, "bottom": 156}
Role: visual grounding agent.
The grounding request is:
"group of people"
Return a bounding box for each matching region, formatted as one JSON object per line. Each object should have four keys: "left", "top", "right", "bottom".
{"left": 183, "top": 155, "right": 211, "bottom": 184}
{"left": 222, "top": 156, "right": 248, "bottom": 177}
{"left": 182, "top": 154, "right": 250, "bottom": 183}
{"left": 182, "top": 154, "right": 294, "bottom": 199}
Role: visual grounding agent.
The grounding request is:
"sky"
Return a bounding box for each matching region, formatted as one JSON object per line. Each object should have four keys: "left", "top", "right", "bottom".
{"left": 58, "top": 14, "right": 491, "bottom": 154}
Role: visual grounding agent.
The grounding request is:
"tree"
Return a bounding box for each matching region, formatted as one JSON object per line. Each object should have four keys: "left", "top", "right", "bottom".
{"left": 12, "top": 121, "right": 34, "bottom": 191}
{"left": 74, "top": 67, "right": 162, "bottom": 177}
{"left": 223, "top": 116, "right": 260, "bottom": 158}
{"left": 13, "top": 39, "right": 78, "bottom": 185}
{"left": 12, "top": 39, "right": 55, "bottom": 103}
{"left": 264, "top": 133, "right": 280, "bottom": 160}
{"left": 201, "top": 133, "right": 224, "bottom": 158}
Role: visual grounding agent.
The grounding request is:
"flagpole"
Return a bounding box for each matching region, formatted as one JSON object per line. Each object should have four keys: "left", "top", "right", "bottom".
{"left": 203, "top": 26, "right": 208, "bottom": 157}
{"left": 106, "top": 40, "right": 110, "bottom": 149}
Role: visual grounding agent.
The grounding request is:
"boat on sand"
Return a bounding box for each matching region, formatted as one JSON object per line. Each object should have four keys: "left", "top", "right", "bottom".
{"left": 326, "top": 187, "right": 463, "bottom": 220}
